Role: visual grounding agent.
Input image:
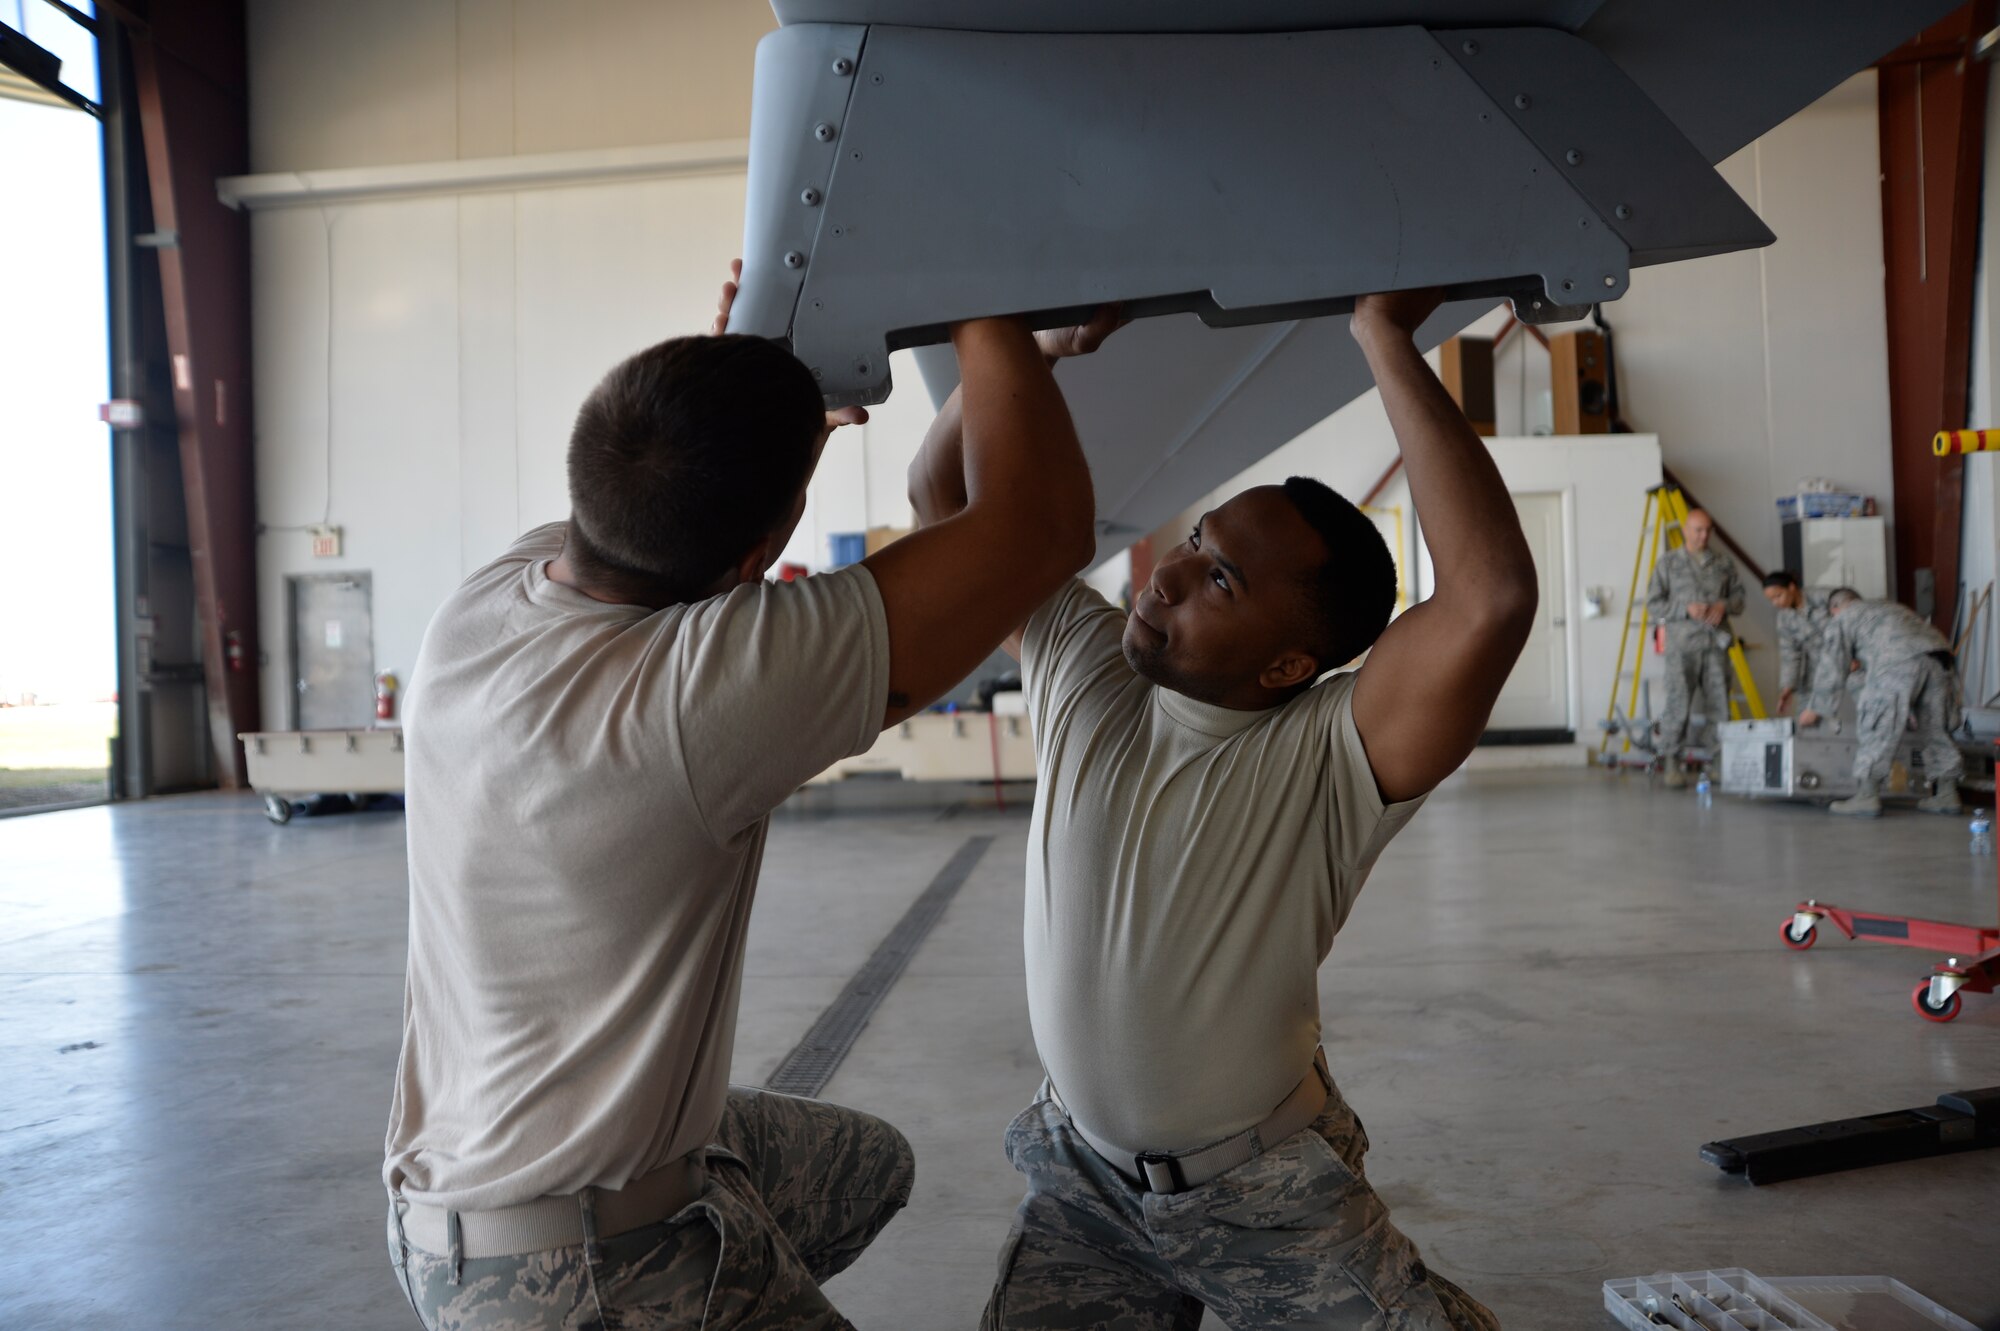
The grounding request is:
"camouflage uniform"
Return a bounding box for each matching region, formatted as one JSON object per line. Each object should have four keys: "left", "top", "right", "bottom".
{"left": 981, "top": 1091, "right": 1499, "bottom": 1331}
{"left": 1775, "top": 587, "right": 1837, "bottom": 702}
{"left": 1643, "top": 546, "right": 1743, "bottom": 753}
{"left": 387, "top": 1088, "right": 913, "bottom": 1330}
{"left": 1809, "top": 601, "right": 1963, "bottom": 790}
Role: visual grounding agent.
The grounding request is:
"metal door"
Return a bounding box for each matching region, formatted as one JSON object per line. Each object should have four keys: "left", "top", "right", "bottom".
{"left": 289, "top": 573, "right": 374, "bottom": 729}
{"left": 1485, "top": 492, "right": 1571, "bottom": 735}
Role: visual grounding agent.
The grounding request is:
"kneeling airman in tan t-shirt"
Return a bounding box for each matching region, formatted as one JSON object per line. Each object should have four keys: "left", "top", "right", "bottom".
{"left": 912, "top": 289, "right": 1539, "bottom": 1331}
{"left": 384, "top": 271, "right": 1121, "bottom": 1329}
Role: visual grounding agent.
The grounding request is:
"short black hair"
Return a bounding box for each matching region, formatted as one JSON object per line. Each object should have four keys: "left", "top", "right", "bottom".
{"left": 1762, "top": 569, "right": 1801, "bottom": 590}
{"left": 565, "top": 334, "right": 824, "bottom": 604}
{"left": 1280, "top": 476, "right": 1398, "bottom": 672}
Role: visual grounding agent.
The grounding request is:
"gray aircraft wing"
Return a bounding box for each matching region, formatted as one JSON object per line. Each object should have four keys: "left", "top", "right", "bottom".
{"left": 728, "top": 1, "right": 1955, "bottom": 548}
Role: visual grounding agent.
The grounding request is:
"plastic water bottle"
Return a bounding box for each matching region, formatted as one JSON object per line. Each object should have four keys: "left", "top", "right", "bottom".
{"left": 1971, "top": 810, "right": 1994, "bottom": 855}
{"left": 1695, "top": 775, "right": 1713, "bottom": 808}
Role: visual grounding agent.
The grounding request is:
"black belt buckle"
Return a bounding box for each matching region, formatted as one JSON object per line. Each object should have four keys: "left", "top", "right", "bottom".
{"left": 1134, "top": 1151, "right": 1188, "bottom": 1194}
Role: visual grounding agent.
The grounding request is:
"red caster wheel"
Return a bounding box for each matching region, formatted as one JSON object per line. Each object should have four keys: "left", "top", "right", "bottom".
{"left": 1780, "top": 919, "right": 1817, "bottom": 950}
{"left": 1912, "top": 979, "right": 1962, "bottom": 1023}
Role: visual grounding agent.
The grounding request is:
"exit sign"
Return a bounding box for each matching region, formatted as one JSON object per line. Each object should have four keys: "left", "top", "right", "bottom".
{"left": 310, "top": 525, "right": 343, "bottom": 558}
{"left": 100, "top": 400, "right": 145, "bottom": 429}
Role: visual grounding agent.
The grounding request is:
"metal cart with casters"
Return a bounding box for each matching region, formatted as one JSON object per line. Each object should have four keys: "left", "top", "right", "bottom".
{"left": 239, "top": 728, "right": 405, "bottom": 825}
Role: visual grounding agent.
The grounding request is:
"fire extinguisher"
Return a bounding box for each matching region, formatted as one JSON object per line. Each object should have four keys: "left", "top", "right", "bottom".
{"left": 226, "top": 629, "right": 248, "bottom": 673}
{"left": 375, "top": 670, "right": 399, "bottom": 722}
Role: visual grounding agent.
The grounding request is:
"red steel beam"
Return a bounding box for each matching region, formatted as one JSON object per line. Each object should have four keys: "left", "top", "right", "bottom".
{"left": 1879, "top": 0, "right": 1995, "bottom": 632}
{"left": 124, "top": 0, "right": 260, "bottom": 785}
{"left": 1490, "top": 313, "right": 1549, "bottom": 354}
{"left": 1360, "top": 456, "right": 1405, "bottom": 508}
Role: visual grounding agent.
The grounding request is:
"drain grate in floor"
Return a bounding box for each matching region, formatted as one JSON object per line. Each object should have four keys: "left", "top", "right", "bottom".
{"left": 764, "top": 835, "right": 992, "bottom": 1098}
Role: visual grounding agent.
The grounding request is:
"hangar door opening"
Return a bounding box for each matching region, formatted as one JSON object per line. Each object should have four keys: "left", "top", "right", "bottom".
{"left": 1483, "top": 491, "right": 1571, "bottom": 739}
{"left": 0, "top": 8, "right": 113, "bottom": 814}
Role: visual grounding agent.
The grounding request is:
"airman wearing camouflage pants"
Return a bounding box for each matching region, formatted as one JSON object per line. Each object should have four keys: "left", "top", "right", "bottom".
{"left": 389, "top": 1089, "right": 912, "bottom": 1331}
{"left": 912, "top": 290, "right": 1523, "bottom": 1329}
{"left": 986, "top": 1089, "right": 1497, "bottom": 1330}
{"left": 1643, "top": 508, "right": 1743, "bottom": 788}
{"left": 383, "top": 272, "right": 1104, "bottom": 1328}
{"left": 1798, "top": 590, "right": 1963, "bottom": 817}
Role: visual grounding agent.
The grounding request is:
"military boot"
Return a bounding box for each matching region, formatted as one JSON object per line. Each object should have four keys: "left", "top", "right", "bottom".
{"left": 1830, "top": 782, "right": 1882, "bottom": 817}
{"left": 1917, "top": 783, "right": 1964, "bottom": 815}
{"left": 1662, "top": 765, "right": 1687, "bottom": 790}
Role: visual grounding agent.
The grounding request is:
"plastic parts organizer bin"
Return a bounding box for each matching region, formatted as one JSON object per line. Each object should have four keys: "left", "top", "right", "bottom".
{"left": 1603, "top": 1269, "right": 1975, "bottom": 1331}
{"left": 1764, "top": 1277, "right": 1979, "bottom": 1331}
{"left": 1776, "top": 493, "right": 1867, "bottom": 521}
{"left": 827, "top": 532, "right": 867, "bottom": 567}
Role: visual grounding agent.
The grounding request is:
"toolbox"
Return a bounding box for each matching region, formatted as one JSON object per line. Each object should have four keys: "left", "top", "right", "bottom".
{"left": 1716, "top": 719, "right": 1922, "bottom": 802}
{"left": 1717, "top": 718, "right": 1860, "bottom": 800}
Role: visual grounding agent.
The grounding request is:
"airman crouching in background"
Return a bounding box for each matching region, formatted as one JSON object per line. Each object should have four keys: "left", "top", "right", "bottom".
{"left": 1797, "top": 589, "right": 1964, "bottom": 817}
{"left": 1761, "top": 570, "right": 1839, "bottom": 715}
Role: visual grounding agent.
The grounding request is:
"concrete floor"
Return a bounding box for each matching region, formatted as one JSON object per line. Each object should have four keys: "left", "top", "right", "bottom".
{"left": 2, "top": 770, "right": 1997, "bottom": 1330}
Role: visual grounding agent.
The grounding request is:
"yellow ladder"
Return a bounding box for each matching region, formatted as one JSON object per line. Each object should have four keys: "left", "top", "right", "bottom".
{"left": 1600, "top": 484, "right": 1766, "bottom": 756}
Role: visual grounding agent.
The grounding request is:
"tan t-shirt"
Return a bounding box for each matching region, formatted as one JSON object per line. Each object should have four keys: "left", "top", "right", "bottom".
{"left": 1021, "top": 580, "right": 1424, "bottom": 1161}
{"left": 383, "top": 524, "right": 889, "bottom": 1210}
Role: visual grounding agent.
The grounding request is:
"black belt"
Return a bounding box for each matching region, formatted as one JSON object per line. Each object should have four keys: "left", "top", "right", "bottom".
{"left": 1047, "top": 1050, "right": 1334, "bottom": 1194}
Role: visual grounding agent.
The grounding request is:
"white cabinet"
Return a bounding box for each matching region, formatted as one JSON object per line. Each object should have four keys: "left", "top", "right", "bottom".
{"left": 1782, "top": 516, "right": 1887, "bottom": 598}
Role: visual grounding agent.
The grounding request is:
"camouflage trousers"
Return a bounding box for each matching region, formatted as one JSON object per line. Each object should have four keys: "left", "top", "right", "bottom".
{"left": 1658, "top": 636, "right": 1728, "bottom": 753}
{"left": 1854, "top": 654, "right": 1963, "bottom": 788}
{"left": 981, "top": 1088, "right": 1499, "bottom": 1331}
{"left": 387, "top": 1088, "right": 914, "bottom": 1330}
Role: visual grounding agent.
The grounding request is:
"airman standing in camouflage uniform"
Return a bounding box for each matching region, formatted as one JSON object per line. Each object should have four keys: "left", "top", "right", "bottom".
{"left": 1643, "top": 508, "right": 1743, "bottom": 787}
{"left": 1798, "top": 589, "right": 1963, "bottom": 817}
{"left": 1760, "top": 570, "right": 1839, "bottom": 715}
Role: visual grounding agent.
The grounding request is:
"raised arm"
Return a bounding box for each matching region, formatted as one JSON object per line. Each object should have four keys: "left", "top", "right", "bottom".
{"left": 865, "top": 318, "right": 1097, "bottom": 725}
{"left": 907, "top": 387, "right": 969, "bottom": 532}
{"left": 1348, "top": 290, "right": 1538, "bottom": 803}
{"left": 905, "top": 308, "right": 1123, "bottom": 659}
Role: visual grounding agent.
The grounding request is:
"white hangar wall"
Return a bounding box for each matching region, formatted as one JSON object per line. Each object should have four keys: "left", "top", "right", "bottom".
{"left": 244, "top": 0, "right": 1893, "bottom": 723}
{"left": 245, "top": 0, "right": 924, "bottom": 724}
